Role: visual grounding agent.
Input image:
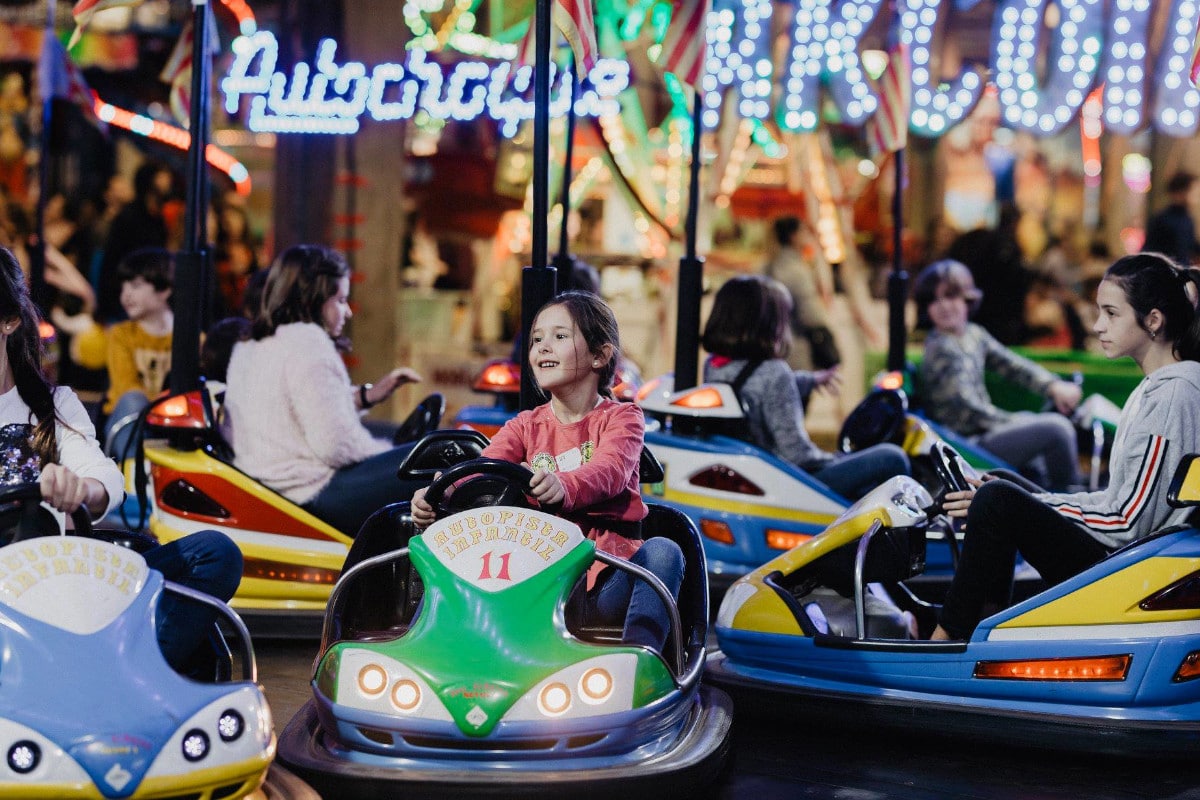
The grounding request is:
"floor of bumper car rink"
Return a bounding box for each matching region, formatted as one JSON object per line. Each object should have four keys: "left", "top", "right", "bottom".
{"left": 243, "top": 635, "right": 1200, "bottom": 800}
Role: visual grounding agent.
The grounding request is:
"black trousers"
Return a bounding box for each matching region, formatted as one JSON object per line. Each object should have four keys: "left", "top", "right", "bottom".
{"left": 938, "top": 479, "right": 1109, "bottom": 639}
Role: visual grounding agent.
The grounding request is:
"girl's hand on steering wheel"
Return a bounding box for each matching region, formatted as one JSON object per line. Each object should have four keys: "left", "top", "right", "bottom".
{"left": 39, "top": 463, "right": 92, "bottom": 514}
{"left": 527, "top": 468, "right": 565, "bottom": 508}
{"left": 411, "top": 477, "right": 439, "bottom": 528}
{"left": 942, "top": 475, "right": 984, "bottom": 519}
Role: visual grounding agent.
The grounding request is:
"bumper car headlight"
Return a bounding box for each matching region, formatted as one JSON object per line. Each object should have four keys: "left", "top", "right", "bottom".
{"left": 7, "top": 740, "right": 39, "bottom": 774}
{"left": 507, "top": 654, "right": 637, "bottom": 722}
{"left": 335, "top": 649, "right": 452, "bottom": 721}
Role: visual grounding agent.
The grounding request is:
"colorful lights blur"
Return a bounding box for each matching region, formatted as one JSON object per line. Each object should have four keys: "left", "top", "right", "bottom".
{"left": 1122, "top": 153, "right": 1153, "bottom": 194}
{"left": 96, "top": 98, "right": 252, "bottom": 195}
{"left": 901, "top": 0, "right": 984, "bottom": 136}
{"left": 1152, "top": 0, "right": 1200, "bottom": 136}
{"left": 991, "top": 0, "right": 1103, "bottom": 136}
{"left": 780, "top": 0, "right": 881, "bottom": 132}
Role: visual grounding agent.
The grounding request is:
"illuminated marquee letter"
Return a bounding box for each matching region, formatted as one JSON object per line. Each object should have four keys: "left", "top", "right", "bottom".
{"left": 702, "top": 0, "right": 773, "bottom": 130}
{"left": 1099, "top": 0, "right": 1152, "bottom": 135}
{"left": 991, "top": 0, "right": 1102, "bottom": 135}
{"left": 222, "top": 31, "right": 278, "bottom": 115}
{"left": 1152, "top": 0, "right": 1200, "bottom": 137}
{"left": 901, "top": 0, "right": 985, "bottom": 136}
{"left": 778, "top": 0, "right": 883, "bottom": 133}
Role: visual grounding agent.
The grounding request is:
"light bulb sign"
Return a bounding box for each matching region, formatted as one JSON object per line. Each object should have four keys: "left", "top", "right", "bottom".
{"left": 221, "top": 31, "right": 629, "bottom": 136}
{"left": 221, "top": 0, "right": 1200, "bottom": 140}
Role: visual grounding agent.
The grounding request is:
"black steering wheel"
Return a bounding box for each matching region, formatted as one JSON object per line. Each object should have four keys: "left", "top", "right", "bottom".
{"left": 930, "top": 442, "right": 978, "bottom": 494}
{"left": 0, "top": 482, "right": 93, "bottom": 546}
{"left": 837, "top": 389, "right": 907, "bottom": 454}
{"left": 393, "top": 393, "right": 446, "bottom": 446}
{"left": 423, "top": 459, "right": 537, "bottom": 518}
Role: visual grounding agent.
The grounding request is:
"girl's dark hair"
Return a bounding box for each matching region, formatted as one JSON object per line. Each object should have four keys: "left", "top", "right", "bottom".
{"left": 251, "top": 244, "right": 350, "bottom": 347}
{"left": 531, "top": 290, "right": 621, "bottom": 399}
{"left": 1104, "top": 253, "right": 1200, "bottom": 362}
{"left": 0, "top": 247, "right": 61, "bottom": 464}
{"left": 201, "top": 316, "right": 252, "bottom": 382}
{"left": 911, "top": 259, "right": 983, "bottom": 330}
{"left": 702, "top": 274, "right": 790, "bottom": 361}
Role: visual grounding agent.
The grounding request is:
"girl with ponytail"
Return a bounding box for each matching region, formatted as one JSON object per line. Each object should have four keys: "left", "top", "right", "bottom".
{"left": 932, "top": 252, "right": 1200, "bottom": 641}
{"left": 0, "top": 245, "right": 241, "bottom": 674}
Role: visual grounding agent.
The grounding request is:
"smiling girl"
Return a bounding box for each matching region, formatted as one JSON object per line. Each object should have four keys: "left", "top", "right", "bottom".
{"left": 412, "top": 291, "right": 683, "bottom": 654}
{"left": 932, "top": 253, "right": 1200, "bottom": 640}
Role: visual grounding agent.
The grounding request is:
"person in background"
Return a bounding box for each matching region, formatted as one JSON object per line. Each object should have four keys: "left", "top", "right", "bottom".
{"left": 413, "top": 291, "right": 683, "bottom": 654}
{"left": 0, "top": 243, "right": 240, "bottom": 673}
{"left": 1143, "top": 171, "right": 1200, "bottom": 267}
{"left": 95, "top": 161, "right": 172, "bottom": 323}
{"left": 102, "top": 248, "right": 174, "bottom": 459}
{"left": 914, "top": 259, "right": 1082, "bottom": 490}
{"left": 222, "top": 244, "right": 424, "bottom": 536}
{"left": 214, "top": 203, "right": 260, "bottom": 315}
{"left": 933, "top": 253, "right": 1200, "bottom": 640}
{"left": 764, "top": 216, "right": 839, "bottom": 371}
{"left": 702, "top": 274, "right": 908, "bottom": 501}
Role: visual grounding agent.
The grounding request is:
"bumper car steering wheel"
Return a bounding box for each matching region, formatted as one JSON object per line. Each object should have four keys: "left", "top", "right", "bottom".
{"left": 423, "top": 458, "right": 537, "bottom": 517}
{"left": 0, "top": 482, "right": 93, "bottom": 545}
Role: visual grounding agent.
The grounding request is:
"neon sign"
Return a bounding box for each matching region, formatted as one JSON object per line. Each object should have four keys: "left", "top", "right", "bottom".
{"left": 221, "top": 0, "right": 1200, "bottom": 140}
{"left": 220, "top": 31, "right": 629, "bottom": 137}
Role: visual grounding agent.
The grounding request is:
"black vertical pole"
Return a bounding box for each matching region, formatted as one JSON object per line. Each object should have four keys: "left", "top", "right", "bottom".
{"left": 171, "top": 0, "right": 213, "bottom": 395}
{"left": 550, "top": 57, "right": 578, "bottom": 288}
{"left": 520, "top": 0, "right": 558, "bottom": 409}
{"left": 885, "top": 147, "right": 907, "bottom": 372}
{"left": 672, "top": 93, "right": 704, "bottom": 391}
{"left": 31, "top": 0, "right": 55, "bottom": 315}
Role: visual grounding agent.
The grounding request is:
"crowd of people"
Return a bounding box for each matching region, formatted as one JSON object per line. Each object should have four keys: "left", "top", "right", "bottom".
{"left": 0, "top": 144, "right": 1196, "bottom": 667}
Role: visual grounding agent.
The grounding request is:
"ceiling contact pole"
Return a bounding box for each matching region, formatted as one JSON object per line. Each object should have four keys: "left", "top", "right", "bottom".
{"left": 520, "top": 0, "right": 558, "bottom": 409}
{"left": 672, "top": 92, "right": 704, "bottom": 391}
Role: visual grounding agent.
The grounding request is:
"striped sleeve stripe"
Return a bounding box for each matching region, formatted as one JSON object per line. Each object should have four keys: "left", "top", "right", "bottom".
{"left": 1048, "top": 436, "right": 1166, "bottom": 532}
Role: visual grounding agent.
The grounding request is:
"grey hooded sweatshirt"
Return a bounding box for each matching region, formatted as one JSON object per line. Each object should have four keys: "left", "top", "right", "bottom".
{"left": 1040, "top": 360, "right": 1200, "bottom": 549}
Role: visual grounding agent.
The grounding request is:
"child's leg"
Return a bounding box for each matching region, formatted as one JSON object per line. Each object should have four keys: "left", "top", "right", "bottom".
{"left": 938, "top": 479, "right": 1106, "bottom": 639}
{"left": 588, "top": 538, "right": 685, "bottom": 652}
{"left": 812, "top": 443, "right": 911, "bottom": 501}
{"left": 143, "top": 529, "right": 243, "bottom": 671}
{"left": 977, "top": 412, "right": 1079, "bottom": 490}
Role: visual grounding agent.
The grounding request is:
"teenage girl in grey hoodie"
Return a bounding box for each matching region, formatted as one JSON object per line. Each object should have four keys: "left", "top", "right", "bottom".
{"left": 934, "top": 253, "right": 1200, "bottom": 640}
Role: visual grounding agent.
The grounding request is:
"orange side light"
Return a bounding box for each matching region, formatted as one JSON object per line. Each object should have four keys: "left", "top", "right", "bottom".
{"left": 672, "top": 387, "right": 724, "bottom": 410}
{"left": 635, "top": 377, "right": 661, "bottom": 403}
{"left": 38, "top": 321, "right": 56, "bottom": 342}
{"left": 877, "top": 371, "right": 904, "bottom": 391}
{"left": 766, "top": 530, "right": 812, "bottom": 551}
{"left": 974, "top": 655, "right": 1131, "bottom": 681}
{"left": 243, "top": 556, "right": 340, "bottom": 585}
{"left": 145, "top": 393, "right": 208, "bottom": 429}
{"left": 1173, "top": 650, "right": 1200, "bottom": 682}
{"left": 474, "top": 360, "right": 521, "bottom": 393}
{"left": 699, "top": 519, "right": 735, "bottom": 544}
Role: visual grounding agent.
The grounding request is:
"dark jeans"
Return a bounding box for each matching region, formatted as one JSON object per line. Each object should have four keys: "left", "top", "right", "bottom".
{"left": 810, "top": 443, "right": 911, "bottom": 501}
{"left": 938, "top": 479, "right": 1109, "bottom": 639}
{"left": 587, "top": 537, "right": 685, "bottom": 652}
{"left": 144, "top": 529, "right": 243, "bottom": 671}
{"left": 303, "top": 444, "right": 423, "bottom": 536}
{"left": 975, "top": 412, "right": 1079, "bottom": 491}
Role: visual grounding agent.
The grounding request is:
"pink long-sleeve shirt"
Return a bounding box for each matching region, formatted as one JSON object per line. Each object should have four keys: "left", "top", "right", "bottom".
{"left": 481, "top": 398, "right": 648, "bottom": 587}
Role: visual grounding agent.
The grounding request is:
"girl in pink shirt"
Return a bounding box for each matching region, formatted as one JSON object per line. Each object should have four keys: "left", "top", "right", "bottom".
{"left": 414, "top": 291, "right": 683, "bottom": 653}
